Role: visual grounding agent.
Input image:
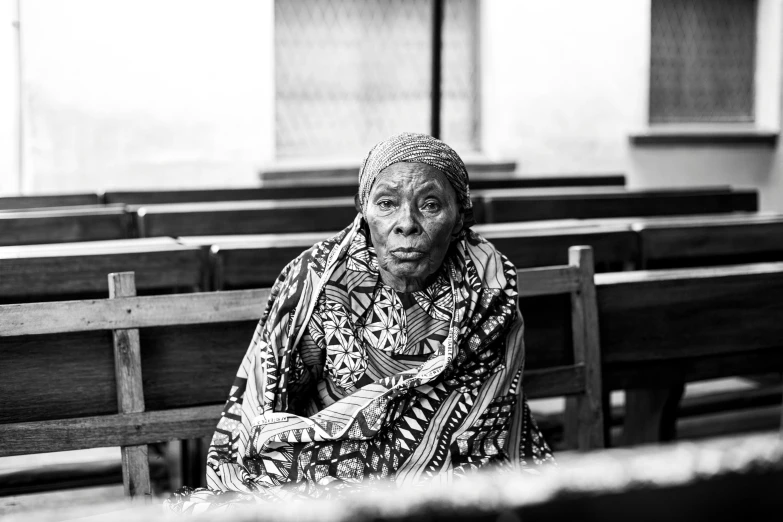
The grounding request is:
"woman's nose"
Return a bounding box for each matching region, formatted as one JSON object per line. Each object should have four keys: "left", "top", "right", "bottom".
{"left": 394, "top": 205, "right": 421, "bottom": 236}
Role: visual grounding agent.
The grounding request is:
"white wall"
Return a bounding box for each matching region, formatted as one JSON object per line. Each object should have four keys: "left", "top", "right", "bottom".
{"left": 4, "top": 0, "right": 783, "bottom": 212}
{"left": 0, "top": 0, "right": 18, "bottom": 195}
{"left": 481, "top": 0, "right": 647, "bottom": 176}
{"left": 18, "top": 0, "right": 274, "bottom": 193}
{"left": 481, "top": 0, "right": 783, "bottom": 212}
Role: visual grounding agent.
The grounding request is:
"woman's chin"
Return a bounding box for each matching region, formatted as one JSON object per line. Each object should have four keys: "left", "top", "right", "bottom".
{"left": 380, "top": 263, "right": 431, "bottom": 291}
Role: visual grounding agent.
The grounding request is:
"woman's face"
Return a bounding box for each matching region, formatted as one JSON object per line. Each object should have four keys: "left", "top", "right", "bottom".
{"left": 364, "top": 162, "right": 463, "bottom": 292}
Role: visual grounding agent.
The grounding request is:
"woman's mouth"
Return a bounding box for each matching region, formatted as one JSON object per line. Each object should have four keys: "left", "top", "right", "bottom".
{"left": 391, "top": 248, "right": 426, "bottom": 261}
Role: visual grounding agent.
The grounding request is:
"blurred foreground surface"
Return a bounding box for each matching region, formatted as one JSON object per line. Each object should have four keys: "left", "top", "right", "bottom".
{"left": 3, "top": 431, "right": 782, "bottom": 522}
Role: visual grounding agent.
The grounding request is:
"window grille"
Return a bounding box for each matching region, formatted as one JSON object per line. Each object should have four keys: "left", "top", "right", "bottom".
{"left": 275, "top": 0, "right": 479, "bottom": 159}
{"left": 649, "top": 0, "right": 757, "bottom": 124}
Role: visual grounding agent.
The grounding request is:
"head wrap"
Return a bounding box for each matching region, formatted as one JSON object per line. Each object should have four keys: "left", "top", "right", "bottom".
{"left": 357, "top": 132, "right": 473, "bottom": 224}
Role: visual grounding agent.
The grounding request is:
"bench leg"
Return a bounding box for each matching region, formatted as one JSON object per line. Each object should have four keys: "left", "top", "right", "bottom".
{"left": 121, "top": 445, "right": 152, "bottom": 501}
{"left": 623, "top": 381, "right": 685, "bottom": 446}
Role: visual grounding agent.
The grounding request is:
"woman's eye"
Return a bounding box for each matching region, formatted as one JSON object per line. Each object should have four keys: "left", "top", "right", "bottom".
{"left": 377, "top": 200, "right": 394, "bottom": 211}
{"left": 422, "top": 200, "right": 441, "bottom": 212}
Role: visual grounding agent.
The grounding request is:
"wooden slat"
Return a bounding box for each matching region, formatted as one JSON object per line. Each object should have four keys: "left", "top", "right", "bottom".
{"left": 0, "top": 288, "right": 270, "bottom": 336}
{"left": 108, "top": 272, "right": 151, "bottom": 501}
{"left": 0, "top": 204, "right": 113, "bottom": 214}
{"left": 0, "top": 405, "right": 222, "bottom": 457}
{"left": 596, "top": 261, "right": 783, "bottom": 286}
{"left": 0, "top": 193, "right": 100, "bottom": 210}
{"left": 524, "top": 364, "right": 586, "bottom": 399}
{"left": 516, "top": 266, "right": 580, "bottom": 296}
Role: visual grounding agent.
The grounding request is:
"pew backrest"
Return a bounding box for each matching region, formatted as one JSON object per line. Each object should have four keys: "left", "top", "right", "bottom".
{"left": 0, "top": 193, "right": 100, "bottom": 211}
{"left": 632, "top": 213, "right": 783, "bottom": 268}
{"left": 0, "top": 207, "right": 133, "bottom": 246}
{"left": 187, "top": 224, "right": 637, "bottom": 290}
{"left": 133, "top": 187, "right": 758, "bottom": 238}
{"left": 595, "top": 262, "right": 783, "bottom": 390}
{"left": 481, "top": 186, "right": 758, "bottom": 223}
{"left": 103, "top": 174, "right": 627, "bottom": 205}
{"left": 0, "top": 238, "right": 208, "bottom": 301}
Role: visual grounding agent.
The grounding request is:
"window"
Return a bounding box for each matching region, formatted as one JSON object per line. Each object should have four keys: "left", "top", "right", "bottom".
{"left": 274, "top": 0, "right": 479, "bottom": 159}
{"left": 649, "top": 0, "right": 757, "bottom": 124}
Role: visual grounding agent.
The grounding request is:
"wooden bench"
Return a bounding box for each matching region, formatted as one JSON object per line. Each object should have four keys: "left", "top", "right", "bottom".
{"left": 0, "top": 238, "right": 207, "bottom": 303}
{"left": 103, "top": 174, "right": 627, "bottom": 205}
{"left": 596, "top": 262, "right": 783, "bottom": 445}
{"left": 0, "top": 193, "right": 100, "bottom": 211}
{"left": 133, "top": 187, "right": 757, "bottom": 238}
{"left": 0, "top": 206, "right": 133, "bottom": 247}
{"left": 0, "top": 246, "right": 604, "bottom": 499}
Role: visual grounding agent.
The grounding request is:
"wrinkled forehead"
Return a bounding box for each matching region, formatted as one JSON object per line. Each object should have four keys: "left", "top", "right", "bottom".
{"left": 370, "top": 162, "right": 456, "bottom": 196}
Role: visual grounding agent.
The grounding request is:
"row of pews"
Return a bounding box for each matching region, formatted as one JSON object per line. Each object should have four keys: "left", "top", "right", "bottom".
{"left": 0, "top": 173, "right": 627, "bottom": 210}
{"left": 3, "top": 212, "right": 783, "bottom": 299}
{"left": 1, "top": 185, "right": 758, "bottom": 246}
{"left": 0, "top": 175, "right": 781, "bottom": 508}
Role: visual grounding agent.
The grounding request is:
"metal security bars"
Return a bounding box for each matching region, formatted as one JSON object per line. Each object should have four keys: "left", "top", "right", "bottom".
{"left": 649, "top": 0, "right": 757, "bottom": 124}
{"left": 275, "top": 0, "right": 479, "bottom": 159}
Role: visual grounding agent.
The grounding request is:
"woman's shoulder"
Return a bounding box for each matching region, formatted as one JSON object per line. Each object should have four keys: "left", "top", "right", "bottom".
{"left": 460, "top": 229, "right": 518, "bottom": 287}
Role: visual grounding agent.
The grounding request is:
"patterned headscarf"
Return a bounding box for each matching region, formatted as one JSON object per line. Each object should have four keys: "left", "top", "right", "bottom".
{"left": 357, "top": 132, "right": 473, "bottom": 223}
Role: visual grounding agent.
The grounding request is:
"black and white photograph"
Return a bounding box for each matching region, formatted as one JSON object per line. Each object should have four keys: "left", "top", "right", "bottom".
{"left": 1, "top": 1, "right": 782, "bottom": 520}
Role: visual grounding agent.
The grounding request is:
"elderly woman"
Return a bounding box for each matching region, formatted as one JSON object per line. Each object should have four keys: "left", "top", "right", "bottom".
{"left": 168, "top": 133, "right": 553, "bottom": 510}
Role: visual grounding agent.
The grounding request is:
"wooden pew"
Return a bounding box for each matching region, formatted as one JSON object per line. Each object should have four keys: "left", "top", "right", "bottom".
{"left": 632, "top": 212, "right": 783, "bottom": 269}
{"left": 133, "top": 187, "right": 757, "bottom": 237}
{"left": 0, "top": 238, "right": 207, "bottom": 303}
{"left": 0, "top": 206, "right": 133, "bottom": 247}
{"left": 103, "top": 174, "right": 627, "bottom": 205}
{"left": 481, "top": 186, "right": 758, "bottom": 222}
{"left": 4, "top": 432, "right": 782, "bottom": 521}
{"left": 595, "top": 262, "right": 783, "bottom": 445}
{"left": 0, "top": 193, "right": 100, "bottom": 211}
{"left": 0, "top": 247, "right": 604, "bottom": 499}
{"left": 618, "top": 213, "right": 783, "bottom": 441}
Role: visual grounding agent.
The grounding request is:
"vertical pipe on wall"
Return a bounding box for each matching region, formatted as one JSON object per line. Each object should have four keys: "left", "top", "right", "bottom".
{"left": 431, "top": 0, "right": 443, "bottom": 139}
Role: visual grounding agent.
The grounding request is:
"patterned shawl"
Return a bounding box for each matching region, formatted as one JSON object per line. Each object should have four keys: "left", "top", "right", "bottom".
{"left": 167, "top": 215, "right": 553, "bottom": 513}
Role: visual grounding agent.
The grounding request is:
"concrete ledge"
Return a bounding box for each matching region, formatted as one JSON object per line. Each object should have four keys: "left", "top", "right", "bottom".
{"left": 630, "top": 125, "right": 779, "bottom": 146}
{"left": 259, "top": 157, "right": 517, "bottom": 183}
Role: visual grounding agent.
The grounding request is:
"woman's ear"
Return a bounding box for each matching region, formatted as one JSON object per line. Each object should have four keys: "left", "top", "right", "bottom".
{"left": 354, "top": 193, "right": 362, "bottom": 214}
